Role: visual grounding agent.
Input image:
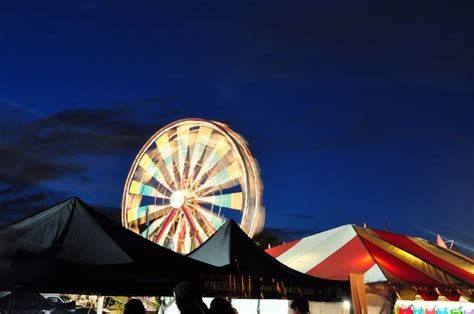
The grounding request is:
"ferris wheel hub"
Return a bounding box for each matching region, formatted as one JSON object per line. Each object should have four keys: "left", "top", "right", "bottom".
{"left": 170, "top": 190, "right": 186, "bottom": 209}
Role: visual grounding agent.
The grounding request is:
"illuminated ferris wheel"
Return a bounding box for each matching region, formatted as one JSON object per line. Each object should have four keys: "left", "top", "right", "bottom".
{"left": 122, "top": 118, "right": 264, "bottom": 254}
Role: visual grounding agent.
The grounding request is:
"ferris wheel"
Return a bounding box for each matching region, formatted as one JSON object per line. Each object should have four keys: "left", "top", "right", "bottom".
{"left": 122, "top": 118, "right": 264, "bottom": 254}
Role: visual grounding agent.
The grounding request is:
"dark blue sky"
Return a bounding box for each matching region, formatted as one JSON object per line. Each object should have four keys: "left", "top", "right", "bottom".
{"left": 1, "top": 1, "right": 473, "bottom": 253}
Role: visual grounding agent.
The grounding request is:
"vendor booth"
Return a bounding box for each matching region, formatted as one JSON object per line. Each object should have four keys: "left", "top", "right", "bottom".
{"left": 267, "top": 224, "right": 474, "bottom": 314}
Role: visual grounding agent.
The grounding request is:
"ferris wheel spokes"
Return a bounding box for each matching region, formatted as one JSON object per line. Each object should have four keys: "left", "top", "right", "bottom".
{"left": 198, "top": 192, "right": 243, "bottom": 211}
{"left": 129, "top": 180, "right": 169, "bottom": 199}
{"left": 173, "top": 215, "right": 193, "bottom": 253}
{"left": 154, "top": 208, "right": 179, "bottom": 245}
{"left": 181, "top": 205, "right": 206, "bottom": 244}
{"left": 126, "top": 204, "right": 170, "bottom": 223}
{"left": 189, "top": 203, "right": 225, "bottom": 231}
{"left": 187, "top": 126, "right": 213, "bottom": 187}
{"left": 137, "top": 153, "right": 174, "bottom": 193}
{"left": 189, "top": 137, "right": 232, "bottom": 191}
{"left": 155, "top": 133, "right": 179, "bottom": 190}
{"left": 176, "top": 125, "right": 190, "bottom": 188}
{"left": 194, "top": 161, "right": 242, "bottom": 196}
{"left": 140, "top": 212, "right": 170, "bottom": 238}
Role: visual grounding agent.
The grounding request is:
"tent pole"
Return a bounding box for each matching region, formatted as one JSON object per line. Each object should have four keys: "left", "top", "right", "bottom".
{"left": 256, "top": 298, "right": 260, "bottom": 314}
{"left": 96, "top": 295, "right": 104, "bottom": 314}
{"left": 7, "top": 286, "right": 15, "bottom": 314}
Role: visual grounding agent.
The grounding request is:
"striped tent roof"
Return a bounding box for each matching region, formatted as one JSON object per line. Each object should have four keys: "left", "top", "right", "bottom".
{"left": 266, "top": 225, "right": 473, "bottom": 288}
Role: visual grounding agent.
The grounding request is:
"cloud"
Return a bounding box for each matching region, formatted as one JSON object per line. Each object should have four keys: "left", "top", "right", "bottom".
{"left": 29, "top": 100, "right": 187, "bottom": 151}
{"left": 0, "top": 145, "right": 85, "bottom": 194}
{"left": 0, "top": 191, "right": 122, "bottom": 227}
{"left": 0, "top": 99, "right": 183, "bottom": 202}
{"left": 0, "top": 192, "right": 53, "bottom": 225}
{"left": 0, "top": 193, "right": 48, "bottom": 210}
{"left": 25, "top": 108, "right": 150, "bottom": 154}
{"left": 1, "top": 98, "right": 183, "bottom": 153}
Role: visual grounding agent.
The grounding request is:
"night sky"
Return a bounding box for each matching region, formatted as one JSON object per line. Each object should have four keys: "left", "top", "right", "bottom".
{"left": 1, "top": 1, "right": 473, "bottom": 254}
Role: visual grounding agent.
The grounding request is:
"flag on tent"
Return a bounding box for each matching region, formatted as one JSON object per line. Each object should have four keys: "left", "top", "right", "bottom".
{"left": 436, "top": 234, "right": 448, "bottom": 249}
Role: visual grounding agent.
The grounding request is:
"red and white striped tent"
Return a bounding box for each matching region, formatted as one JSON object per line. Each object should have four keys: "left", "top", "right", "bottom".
{"left": 266, "top": 225, "right": 473, "bottom": 290}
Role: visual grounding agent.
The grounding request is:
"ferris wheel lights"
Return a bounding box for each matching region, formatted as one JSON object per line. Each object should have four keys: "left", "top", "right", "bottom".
{"left": 170, "top": 190, "right": 186, "bottom": 209}
{"left": 122, "top": 118, "right": 263, "bottom": 254}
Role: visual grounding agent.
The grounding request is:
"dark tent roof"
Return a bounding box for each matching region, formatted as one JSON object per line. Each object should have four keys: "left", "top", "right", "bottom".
{"left": 0, "top": 197, "right": 219, "bottom": 296}
{"left": 188, "top": 220, "right": 349, "bottom": 301}
{"left": 0, "top": 289, "right": 54, "bottom": 312}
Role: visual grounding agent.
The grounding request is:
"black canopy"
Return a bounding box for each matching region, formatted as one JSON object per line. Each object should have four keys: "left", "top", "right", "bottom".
{"left": 188, "top": 220, "right": 349, "bottom": 301}
{"left": 0, "top": 289, "right": 54, "bottom": 312}
{"left": 0, "top": 197, "right": 218, "bottom": 296}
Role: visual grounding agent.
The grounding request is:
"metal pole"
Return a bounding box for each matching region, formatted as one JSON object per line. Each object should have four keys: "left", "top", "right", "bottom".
{"left": 7, "top": 286, "right": 15, "bottom": 314}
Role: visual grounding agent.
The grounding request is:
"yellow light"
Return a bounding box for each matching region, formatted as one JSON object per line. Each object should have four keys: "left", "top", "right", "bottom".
{"left": 343, "top": 300, "right": 351, "bottom": 310}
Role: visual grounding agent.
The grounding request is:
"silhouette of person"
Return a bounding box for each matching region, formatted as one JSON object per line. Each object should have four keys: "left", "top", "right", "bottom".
{"left": 173, "top": 281, "right": 208, "bottom": 314}
{"left": 209, "top": 297, "right": 236, "bottom": 314}
{"left": 290, "top": 297, "right": 310, "bottom": 314}
{"left": 124, "top": 298, "right": 146, "bottom": 314}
